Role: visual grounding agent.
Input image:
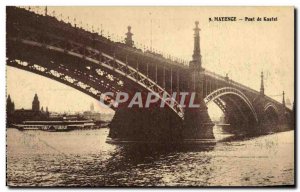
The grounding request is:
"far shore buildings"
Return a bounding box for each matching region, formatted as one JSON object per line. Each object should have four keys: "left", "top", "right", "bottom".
{"left": 82, "top": 103, "right": 114, "bottom": 122}
{"left": 6, "top": 94, "right": 50, "bottom": 125}
{"left": 7, "top": 94, "right": 114, "bottom": 126}
{"left": 7, "top": 94, "right": 114, "bottom": 127}
{"left": 83, "top": 103, "right": 102, "bottom": 122}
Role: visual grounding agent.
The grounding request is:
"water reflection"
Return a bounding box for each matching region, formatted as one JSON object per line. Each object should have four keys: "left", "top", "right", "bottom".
{"left": 7, "top": 127, "right": 294, "bottom": 186}
{"left": 106, "top": 143, "right": 215, "bottom": 170}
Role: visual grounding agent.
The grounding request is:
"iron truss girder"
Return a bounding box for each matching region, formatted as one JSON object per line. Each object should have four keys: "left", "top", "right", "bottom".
{"left": 7, "top": 26, "right": 184, "bottom": 118}
{"left": 7, "top": 59, "right": 117, "bottom": 109}
{"left": 213, "top": 98, "right": 226, "bottom": 114}
{"left": 7, "top": 42, "right": 125, "bottom": 95}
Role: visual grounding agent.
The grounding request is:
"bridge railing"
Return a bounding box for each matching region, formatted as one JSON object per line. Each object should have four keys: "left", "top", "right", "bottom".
{"left": 17, "top": 6, "right": 190, "bottom": 69}
{"left": 204, "top": 70, "right": 256, "bottom": 94}
{"left": 204, "top": 70, "right": 286, "bottom": 107}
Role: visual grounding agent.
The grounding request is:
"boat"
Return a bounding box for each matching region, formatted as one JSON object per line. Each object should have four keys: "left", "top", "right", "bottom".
{"left": 11, "top": 120, "right": 95, "bottom": 132}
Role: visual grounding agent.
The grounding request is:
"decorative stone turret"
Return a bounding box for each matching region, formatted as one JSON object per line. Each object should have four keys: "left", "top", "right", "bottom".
{"left": 125, "top": 26, "right": 134, "bottom": 47}
{"left": 184, "top": 21, "right": 214, "bottom": 141}
{"left": 189, "top": 21, "right": 202, "bottom": 71}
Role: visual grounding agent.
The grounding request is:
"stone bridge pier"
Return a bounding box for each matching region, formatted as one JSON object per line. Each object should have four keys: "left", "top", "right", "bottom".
{"left": 108, "top": 107, "right": 184, "bottom": 144}
{"left": 108, "top": 102, "right": 215, "bottom": 144}
{"left": 108, "top": 21, "right": 215, "bottom": 144}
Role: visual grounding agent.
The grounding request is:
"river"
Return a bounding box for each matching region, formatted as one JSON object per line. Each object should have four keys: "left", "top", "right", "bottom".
{"left": 6, "top": 127, "right": 294, "bottom": 186}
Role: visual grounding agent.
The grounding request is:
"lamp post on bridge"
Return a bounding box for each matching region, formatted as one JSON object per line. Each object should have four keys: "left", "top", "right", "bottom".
{"left": 44, "top": 6, "right": 48, "bottom": 16}
{"left": 225, "top": 73, "right": 229, "bottom": 81}
{"left": 260, "top": 71, "right": 265, "bottom": 96}
{"left": 282, "top": 91, "right": 286, "bottom": 107}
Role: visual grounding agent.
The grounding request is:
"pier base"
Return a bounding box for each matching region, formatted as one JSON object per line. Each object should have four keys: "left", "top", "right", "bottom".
{"left": 108, "top": 106, "right": 215, "bottom": 144}
{"left": 108, "top": 107, "right": 183, "bottom": 143}
{"left": 183, "top": 105, "right": 215, "bottom": 141}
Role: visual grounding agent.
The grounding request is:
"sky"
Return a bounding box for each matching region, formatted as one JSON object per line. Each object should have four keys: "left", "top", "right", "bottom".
{"left": 7, "top": 6, "right": 294, "bottom": 116}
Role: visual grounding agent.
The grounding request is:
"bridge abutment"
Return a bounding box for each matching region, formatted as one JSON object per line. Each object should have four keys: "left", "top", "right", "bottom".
{"left": 183, "top": 100, "right": 215, "bottom": 141}
{"left": 107, "top": 103, "right": 215, "bottom": 144}
{"left": 107, "top": 107, "right": 184, "bottom": 144}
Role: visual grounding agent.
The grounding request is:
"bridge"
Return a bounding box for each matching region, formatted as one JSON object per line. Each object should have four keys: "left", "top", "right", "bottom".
{"left": 6, "top": 7, "right": 294, "bottom": 143}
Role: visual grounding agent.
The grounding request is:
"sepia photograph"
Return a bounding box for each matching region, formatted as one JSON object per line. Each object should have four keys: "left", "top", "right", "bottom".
{"left": 6, "top": 5, "right": 295, "bottom": 187}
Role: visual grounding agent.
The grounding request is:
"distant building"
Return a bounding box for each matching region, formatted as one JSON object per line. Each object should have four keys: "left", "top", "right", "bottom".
{"left": 32, "top": 93, "right": 40, "bottom": 112}
{"left": 6, "top": 94, "right": 50, "bottom": 125}
{"left": 83, "top": 103, "right": 101, "bottom": 121}
{"left": 6, "top": 95, "right": 15, "bottom": 125}
{"left": 6, "top": 95, "right": 15, "bottom": 115}
{"left": 83, "top": 111, "right": 101, "bottom": 121}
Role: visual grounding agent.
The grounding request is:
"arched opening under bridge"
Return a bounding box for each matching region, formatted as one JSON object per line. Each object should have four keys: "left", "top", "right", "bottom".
{"left": 205, "top": 87, "right": 258, "bottom": 136}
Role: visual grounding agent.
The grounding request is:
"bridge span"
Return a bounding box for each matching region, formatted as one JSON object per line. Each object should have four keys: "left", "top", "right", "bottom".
{"left": 6, "top": 7, "right": 294, "bottom": 143}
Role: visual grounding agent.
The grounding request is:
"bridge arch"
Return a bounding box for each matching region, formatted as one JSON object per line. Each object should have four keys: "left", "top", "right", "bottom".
{"left": 204, "top": 87, "right": 258, "bottom": 123}
{"left": 7, "top": 59, "right": 120, "bottom": 110}
{"left": 7, "top": 34, "right": 184, "bottom": 119}
{"left": 264, "top": 102, "right": 279, "bottom": 114}
{"left": 263, "top": 102, "right": 279, "bottom": 124}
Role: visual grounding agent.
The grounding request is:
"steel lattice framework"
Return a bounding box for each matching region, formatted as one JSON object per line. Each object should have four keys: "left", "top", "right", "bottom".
{"left": 7, "top": 28, "right": 184, "bottom": 118}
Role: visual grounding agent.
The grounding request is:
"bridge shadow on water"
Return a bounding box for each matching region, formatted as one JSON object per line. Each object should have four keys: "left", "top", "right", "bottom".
{"left": 121, "top": 142, "right": 215, "bottom": 154}
{"left": 111, "top": 143, "right": 215, "bottom": 164}
{"left": 104, "top": 144, "right": 215, "bottom": 165}
{"left": 217, "top": 133, "right": 271, "bottom": 143}
{"left": 214, "top": 124, "right": 289, "bottom": 143}
{"left": 105, "top": 125, "right": 280, "bottom": 170}
{"left": 96, "top": 143, "right": 216, "bottom": 186}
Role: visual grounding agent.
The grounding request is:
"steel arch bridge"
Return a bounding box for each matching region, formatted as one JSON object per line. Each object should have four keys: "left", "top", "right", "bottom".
{"left": 6, "top": 7, "right": 294, "bottom": 142}
{"left": 204, "top": 87, "right": 258, "bottom": 123}
{"left": 7, "top": 36, "right": 184, "bottom": 117}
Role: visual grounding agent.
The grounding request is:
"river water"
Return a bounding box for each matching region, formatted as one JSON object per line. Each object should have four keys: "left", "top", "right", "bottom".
{"left": 6, "top": 127, "right": 294, "bottom": 187}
